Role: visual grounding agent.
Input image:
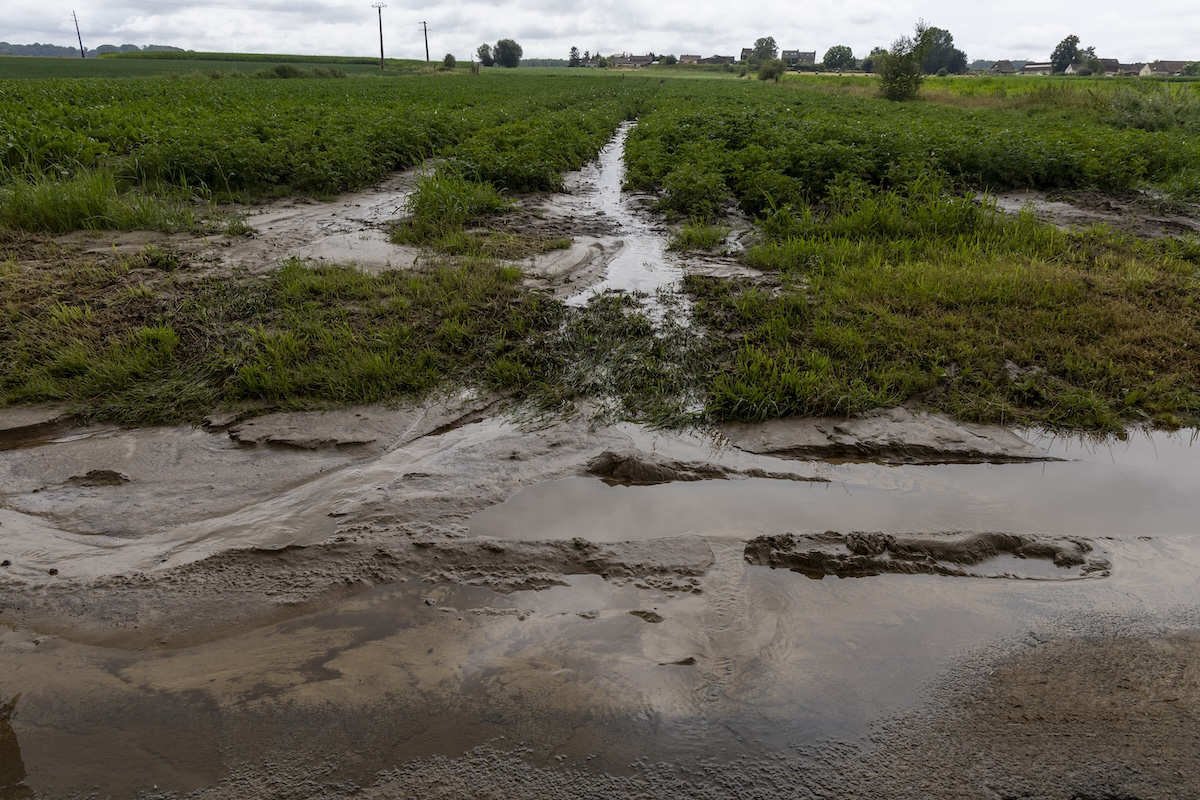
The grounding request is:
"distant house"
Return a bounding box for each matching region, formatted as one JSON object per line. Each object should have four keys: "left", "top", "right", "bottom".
{"left": 740, "top": 48, "right": 754, "bottom": 62}
{"left": 698, "top": 55, "right": 735, "bottom": 65}
{"left": 611, "top": 54, "right": 654, "bottom": 68}
{"left": 1019, "top": 62, "right": 1053, "bottom": 75}
{"left": 1099, "top": 58, "right": 1120, "bottom": 76}
{"left": 1149, "top": 60, "right": 1189, "bottom": 75}
{"left": 990, "top": 60, "right": 1015, "bottom": 74}
{"left": 1118, "top": 63, "right": 1147, "bottom": 76}
{"left": 783, "top": 50, "right": 816, "bottom": 66}
{"left": 679, "top": 54, "right": 701, "bottom": 64}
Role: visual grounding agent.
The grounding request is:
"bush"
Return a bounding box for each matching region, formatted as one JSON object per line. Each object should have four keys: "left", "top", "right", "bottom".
{"left": 758, "top": 59, "right": 786, "bottom": 82}
{"left": 877, "top": 40, "right": 924, "bottom": 101}
{"left": 443, "top": 53, "right": 456, "bottom": 69}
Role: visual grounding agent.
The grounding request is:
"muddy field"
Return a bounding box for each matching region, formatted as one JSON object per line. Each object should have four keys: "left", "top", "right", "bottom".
{"left": 3, "top": 136, "right": 1200, "bottom": 799}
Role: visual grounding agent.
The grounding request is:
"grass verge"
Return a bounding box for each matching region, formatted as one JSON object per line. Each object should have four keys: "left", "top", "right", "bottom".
{"left": 687, "top": 183, "right": 1200, "bottom": 431}
{"left": 0, "top": 169, "right": 199, "bottom": 233}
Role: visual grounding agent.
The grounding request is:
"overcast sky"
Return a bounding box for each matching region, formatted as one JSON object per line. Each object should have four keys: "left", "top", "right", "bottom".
{"left": 5, "top": 0, "right": 1198, "bottom": 64}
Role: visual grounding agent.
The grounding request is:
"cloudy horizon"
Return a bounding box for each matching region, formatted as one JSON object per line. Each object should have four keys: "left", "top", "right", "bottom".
{"left": 4, "top": 1, "right": 1198, "bottom": 66}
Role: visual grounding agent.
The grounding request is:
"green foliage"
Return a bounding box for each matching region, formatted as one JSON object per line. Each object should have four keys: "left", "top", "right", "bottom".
{"left": 0, "top": 168, "right": 196, "bottom": 233}
{"left": 393, "top": 169, "right": 510, "bottom": 242}
{"left": 749, "top": 37, "right": 778, "bottom": 68}
{"left": 477, "top": 44, "right": 494, "bottom": 67}
{"left": 0, "top": 252, "right": 564, "bottom": 423}
{"left": 823, "top": 46, "right": 855, "bottom": 72}
{"left": 1102, "top": 86, "right": 1200, "bottom": 133}
{"left": 0, "top": 72, "right": 656, "bottom": 217}
{"left": 757, "top": 59, "right": 785, "bottom": 82}
{"left": 919, "top": 26, "right": 967, "bottom": 75}
{"left": 686, "top": 182, "right": 1200, "bottom": 429}
{"left": 443, "top": 54, "right": 456, "bottom": 69}
{"left": 877, "top": 29, "right": 925, "bottom": 100}
{"left": 494, "top": 39, "right": 523, "bottom": 68}
{"left": 253, "top": 63, "right": 346, "bottom": 79}
{"left": 1050, "top": 35, "right": 1081, "bottom": 74}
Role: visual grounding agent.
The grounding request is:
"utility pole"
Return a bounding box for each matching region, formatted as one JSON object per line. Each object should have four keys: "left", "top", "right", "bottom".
{"left": 420, "top": 21, "right": 429, "bottom": 64}
{"left": 372, "top": 3, "right": 386, "bottom": 71}
{"left": 72, "top": 10, "right": 85, "bottom": 58}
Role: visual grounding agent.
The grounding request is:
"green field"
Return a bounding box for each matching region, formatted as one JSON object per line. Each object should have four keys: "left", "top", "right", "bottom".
{"left": 2, "top": 65, "right": 1199, "bottom": 430}
{"left": 0, "top": 53, "right": 438, "bottom": 78}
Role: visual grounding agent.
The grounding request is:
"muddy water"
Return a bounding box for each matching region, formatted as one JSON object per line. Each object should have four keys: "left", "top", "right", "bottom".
{"left": 3, "top": 423, "right": 1200, "bottom": 796}
{"left": 470, "top": 430, "right": 1200, "bottom": 542}
{"left": 562, "top": 122, "right": 686, "bottom": 310}
{"left": 218, "top": 170, "right": 420, "bottom": 272}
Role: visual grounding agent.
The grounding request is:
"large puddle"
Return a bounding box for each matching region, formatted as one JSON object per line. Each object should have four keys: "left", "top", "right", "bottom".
{"left": 4, "top": 417, "right": 1200, "bottom": 796}
{"left": 471, "top": 430, "right": 1200, "bottom": 543}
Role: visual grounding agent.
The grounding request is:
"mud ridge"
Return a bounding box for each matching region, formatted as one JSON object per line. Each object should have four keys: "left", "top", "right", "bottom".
{"left": 3, "top": 535, "right": 714, "bottom": 647}
{"left": 744, "top": 531, "right": 1112, "bottom": 580}
{"left": 724, "top": 407, "right": 1055, "bottom": 464}
{"left": 586, "top": 449, "right": 828, "bottom": 485}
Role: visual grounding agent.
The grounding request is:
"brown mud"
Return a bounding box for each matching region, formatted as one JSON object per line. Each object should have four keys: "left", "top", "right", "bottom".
{"left": 990, "top": 188, "right": 1200, "bottom": 238}
{"left": 743, "top": 530, "right": 1111, "bottom": 580}
{"left": 4, "top": 132, "right": 1200, "bottom": 798}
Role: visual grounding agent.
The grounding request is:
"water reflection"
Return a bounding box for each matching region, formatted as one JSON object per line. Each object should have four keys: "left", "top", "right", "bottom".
{"left": 0, "top": 696, "right": 31, "bottom": 800}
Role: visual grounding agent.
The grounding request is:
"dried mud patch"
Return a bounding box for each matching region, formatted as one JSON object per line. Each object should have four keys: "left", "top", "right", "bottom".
{"left": 990, "top": 189, "right": 1200, "bottom": 238}
{"left": 744, "top": 530, "right": 1111, "bottom": 580}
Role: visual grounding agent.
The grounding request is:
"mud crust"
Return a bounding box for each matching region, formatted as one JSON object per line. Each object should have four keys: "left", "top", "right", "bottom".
{"left": 723, "top": 407, "right": 1056, "bottom": 464}
{"left": 586, "top": 449, "right": 828, "bottom": 485}
{"left": 744, "top": 531, "right": 1112, "bottom": 580}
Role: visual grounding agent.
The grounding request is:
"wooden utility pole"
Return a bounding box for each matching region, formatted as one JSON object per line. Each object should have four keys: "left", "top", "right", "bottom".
{"left": 72, "top": 11, "right": 85, "bottom": 58}
{"left": 372, "top": 3, "right": 386, "bottom": 71}
{"left": 420, "top": 21, "right": 429, "bottom": 64}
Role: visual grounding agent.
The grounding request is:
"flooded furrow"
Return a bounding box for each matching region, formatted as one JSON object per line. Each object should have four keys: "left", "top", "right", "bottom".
{"left": 561, "top": 121, "right": 686, "bottom": 309}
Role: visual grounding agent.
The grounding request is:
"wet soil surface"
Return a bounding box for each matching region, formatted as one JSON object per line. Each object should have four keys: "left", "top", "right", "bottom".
{"left": 990, "top": 188, "right": 1200, "bottom": 238}
{"left": 4, "top": 135, "right": 1200, "bottom": 798}
{"left": 2, "top": 404, "right": 1200, "bottom": 799}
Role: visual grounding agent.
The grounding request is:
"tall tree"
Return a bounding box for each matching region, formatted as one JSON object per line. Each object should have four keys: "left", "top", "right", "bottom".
{"left": 861, "top": 46, "right": 885, "bottom": 74}
{"left": 750, "top": 36, "right": 777, "bottom": 67}
{"left": 568, "top": 46, "right": 581, "bottom": 67}
{"left": 823, "top": 45, "right": 855, "bottom": 71}
{"left": 494, "top": 39, "right": 523, "bottom": 68}
{"left": 918, "top": 27, "right": 967, "bottom": 74}
{"left": 476, "top": 43, "right": 494, "bottom": 66}
{"left": 1050, "top": 35, "right": 1080, "bottom": 73}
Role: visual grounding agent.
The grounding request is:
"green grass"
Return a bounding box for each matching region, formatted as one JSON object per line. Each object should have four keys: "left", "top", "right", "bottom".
{"left": 392, "top": 170, "right": 512, "bottom": 243}
{"left": 668, "top": 222, "right": 731, "bottom": 251}
{"left": 0, "top": 168, "right": 198, "bottom": 233}
{"left": 685, "top": 182, "right": 1200, "bottom": 430}
{"left": 0, "top": 241, "right": 565, "bottom": 423}
{"left": 3, "top": 67, "right": 1200, "bottom": 433}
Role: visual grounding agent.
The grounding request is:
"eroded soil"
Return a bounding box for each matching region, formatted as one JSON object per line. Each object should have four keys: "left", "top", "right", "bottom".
{"left": 3, "top": 141, "right": 1200, "bottom": 798}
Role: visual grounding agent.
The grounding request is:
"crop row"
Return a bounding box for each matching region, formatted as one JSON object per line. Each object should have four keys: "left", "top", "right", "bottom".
{"left": 0, "top": 73, "right": 656, "bottom": 197}
{"left": 625, "top": 79, "right": 1200, "bottom": 219}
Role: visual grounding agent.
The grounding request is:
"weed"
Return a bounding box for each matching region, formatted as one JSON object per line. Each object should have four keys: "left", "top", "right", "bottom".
{"left": 392, "top": 169, "right": 511, "bottom": 244}
{"left": 668, "top": 222, "right": 731, "bottom": 252}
